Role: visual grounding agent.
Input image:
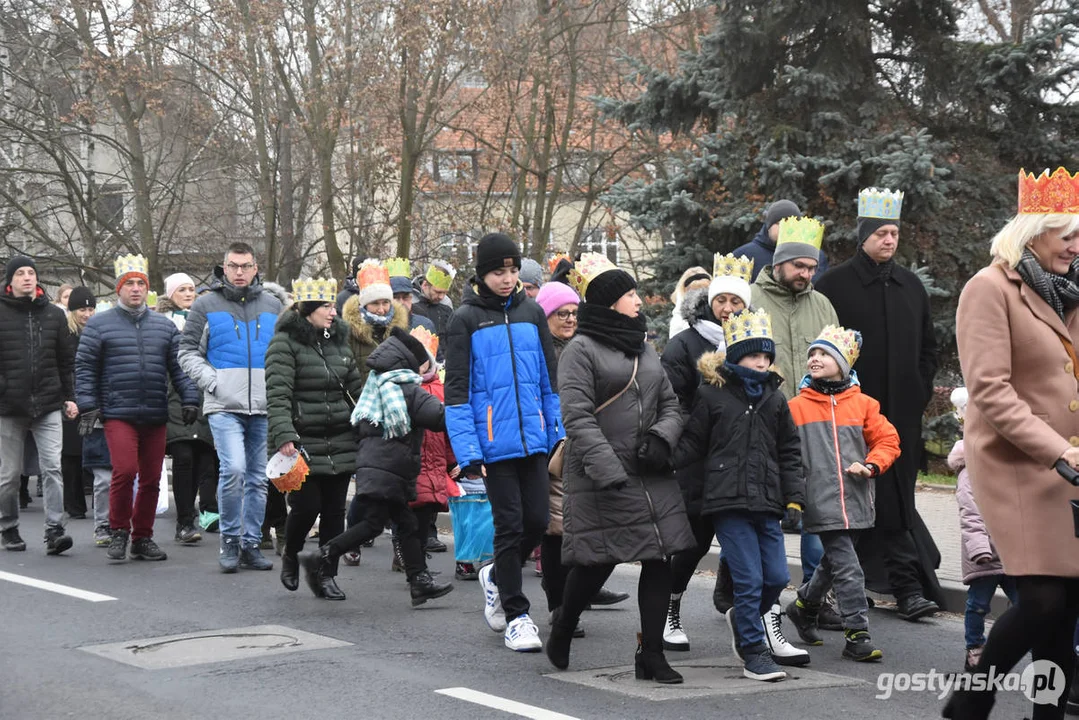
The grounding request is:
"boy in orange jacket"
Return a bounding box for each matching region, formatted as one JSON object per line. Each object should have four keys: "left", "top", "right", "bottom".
{"left": 784, "top": 326, "right": 900, "bottom": 662}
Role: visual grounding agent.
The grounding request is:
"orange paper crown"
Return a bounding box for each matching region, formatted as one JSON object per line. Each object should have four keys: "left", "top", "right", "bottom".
{"left": 357, "top": 259, "right": 390, "bottom": 290}
{"left": 409, "top": 326, "right": 439, "bottom": 360}
{"left": 1018, "top": 167, "right": 1079, "bottom": 215}
{"left": 548, "top": 254, "right": 572, "bottom": 274}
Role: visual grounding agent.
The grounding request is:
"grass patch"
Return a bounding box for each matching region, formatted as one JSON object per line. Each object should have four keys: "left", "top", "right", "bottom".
{"left": 918, "top": 472, "right": 956, "bottom": 487}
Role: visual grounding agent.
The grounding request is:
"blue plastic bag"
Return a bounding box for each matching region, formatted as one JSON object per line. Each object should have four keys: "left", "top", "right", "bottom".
{"left": 448, "top": 492, "right": 495, "bottom": 565}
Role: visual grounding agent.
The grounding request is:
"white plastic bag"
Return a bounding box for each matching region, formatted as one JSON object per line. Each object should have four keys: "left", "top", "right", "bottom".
{"left": 131, "top": 458, "right": 170, "bottom": 516}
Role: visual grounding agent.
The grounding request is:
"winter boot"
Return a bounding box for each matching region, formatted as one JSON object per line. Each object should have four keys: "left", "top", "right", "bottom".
{"left": 942, "top": 689, "right": 995, "bottom": 719}
{"left": 842, "top": 629, "right": 883, "bottom": 662}
{"left": 130, "top": 537, "right": 167, "bottom": 561}
{"left": 218, "top": 536, "right": 241, "bottom": 573}
{"left": 634, "top": 632, "right": 683, "bottom": 684}
{"left": 274, "top": 523, "right": 287, "bottom": 557}
{"left": 762, "top": 604, "right": 811, "bottom": 666}
{"left": 409, "top": 570, "right": 454, "bottom": 606}
{"left": 391, "top": 536, "right": 405, "bottom": 573}
{"left": 714, "top": 558, "right": 733, "bottom": 614}
{"left": 545, "top": 607, "right": 576, "bottom": 670}
{"left": 2, "top": 527, "right": 26, "bottom": 551}
{"left": 44, "top": 526, "right": 73, "bottom": 556}
{"left": 741, "top": 642, "right": 787, "bottom": 682}
{"left": 107, "top": 529, "right": 129, "bottom": 562}
{"left": 280, "top": 553, "right": 299, "bottom": 591}
{"left": 785, "top": 598, "right": 823, "bottom": 646}
{"left": 663, "top": 593, "right": 690, "bottom": 651}
{"left": 818, "top": 591, "right": 844, "bottom": 630}
{"left": 298, "top": 544, "right": 335, "bottom": 599}
{"left": 320, "top": 575, "right": 346, "bottom": 601}
{"left": 896, "top": 594, "right": 939, "bottom": 622}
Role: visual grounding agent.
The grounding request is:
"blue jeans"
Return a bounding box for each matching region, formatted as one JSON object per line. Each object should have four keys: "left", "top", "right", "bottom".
{"left": 801, "top": 529, "right": 824, "bottom": 584}
{"left": 713, "top": 510, "right": 790, "bottom": 649}
{"left": 965, "top": 574, "right": 1018, "bottom": 648}
{"left": 208, "top": 413, "right": 268, "bottom": 547}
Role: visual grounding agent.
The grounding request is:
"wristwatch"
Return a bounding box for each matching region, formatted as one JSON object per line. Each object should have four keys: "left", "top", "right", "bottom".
{"left": 865, "top": 462, "right": 880, "bottom": 477}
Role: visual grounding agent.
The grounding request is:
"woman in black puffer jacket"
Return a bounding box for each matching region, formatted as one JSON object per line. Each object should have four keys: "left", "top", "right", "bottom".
{"left": 265, "top": 294, "right": 362, "bottom": 600}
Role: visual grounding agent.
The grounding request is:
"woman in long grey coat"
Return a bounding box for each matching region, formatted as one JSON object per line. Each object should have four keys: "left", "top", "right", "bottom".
{"left": 545, "top": 254, "right": 694, "bottom": 683}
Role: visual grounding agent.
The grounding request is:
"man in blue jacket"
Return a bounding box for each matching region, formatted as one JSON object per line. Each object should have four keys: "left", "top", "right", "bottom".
{"left": 733, "top": 200, "right": 829, "bottom": 283}
{"left": 179, "top": 242, "right": 282, "bottom": 572}
{"left": 76, "top": 255, "right": 199, "bottom": 562}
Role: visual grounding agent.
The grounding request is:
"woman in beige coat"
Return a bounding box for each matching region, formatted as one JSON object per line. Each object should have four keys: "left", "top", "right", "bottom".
{"left": 950, "top": 169, "right": 1079, "bottom": 720}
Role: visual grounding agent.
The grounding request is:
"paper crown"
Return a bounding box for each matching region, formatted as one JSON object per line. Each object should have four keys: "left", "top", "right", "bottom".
{"left": 385, "top": 257, "right": 412, "bottom": 279}
{"left": 812, "top": 325, "right": 862, "bottom": 369}
{"left": 425, "top": 261, "right": 455, "bottom": 291}
{"left": 548, "top": 254, "right": 572, "bottom": 274}
{"left": 1018, "top": 167, "right": 1079, "bottom": 215}
{"left": 115, "top": 254, "right": 148, "bottom": 279}
{"left": 409, "top": 325, "right": 439, "bottom": 360}
{"left": 712, "top": 253, "right": 753, "bottom": 283}
{"left": 568, "top": 252, "right": 618, "bottom": 299}
{"left": 292, "top": 277, "right": 337, "bottom": 304}
{"left": 723, "top": 308, "right": 773, "bottom": 349}
{"left": 777, "top": 217, "right": 825, "bottom": 250}
{"left": 858, "top": 188, "right": 904, "bottom": 221}
{"left": 357, "top": 260, "right": 390, "bottom": 290}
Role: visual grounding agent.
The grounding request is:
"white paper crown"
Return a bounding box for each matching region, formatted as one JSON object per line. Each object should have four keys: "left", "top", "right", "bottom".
{"left": 858, "top": 188, "right": 904, "bottom": 221}
{"left": 114, "top": 254, "right": 148, "bottom": 278}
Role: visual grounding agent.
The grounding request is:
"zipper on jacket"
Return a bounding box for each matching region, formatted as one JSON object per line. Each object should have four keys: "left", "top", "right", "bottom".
{"left": 633, "top": 375, "right": 667, "bottom": 557}
{"left": 28, "top": 313, "right": 37, "bottom": 417}
{"left": 243, "top": 296, "right": 252, "bottom": 412}
{"left": 504, "top": 309, "right": 528, "bottom": 455}
{"left": 829, "top": 395, "right": 850, "bottom": 529}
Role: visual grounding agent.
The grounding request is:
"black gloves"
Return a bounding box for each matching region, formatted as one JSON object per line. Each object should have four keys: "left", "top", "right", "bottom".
{"left": 785, "top": 504, "right": 803, "bottom": 530}
{"left": 462, "top": 463, "right": 484, "bottom": 480}
{"left": 637, "top": 433, "right": 671, "bottom": 474}
{"left": 77, "top": 409, "right": 100, "bottom": 436}
{"left": 182, "top": 406, "right": 199, "bottom": 425}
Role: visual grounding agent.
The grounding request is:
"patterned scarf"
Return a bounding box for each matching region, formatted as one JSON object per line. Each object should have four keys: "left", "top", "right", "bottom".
{"left": 360, "top": 303, "right": 395, "bottom": 327}
{"left": 351, "top": 368, "right": 422, "bottom": 439}
{"left": 1016, "top": 248, "right": 1079, "bottom": 320}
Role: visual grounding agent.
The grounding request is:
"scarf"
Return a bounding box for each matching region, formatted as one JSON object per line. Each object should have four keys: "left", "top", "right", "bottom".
{"left": 117, "top": 299, "right": 147, "bottom": 318}
{"left": 859, "top": 247, "right": 894, "bottom": 283}
{"left": 799, "top": 370, "right": 861, "bottom": 392}
{"left": 361, "top": 303, "right": 395, "bottom": 327}
{"left": 351, "top": 368, "right": 423, "bottom": 439}
{"left": 577, "top": 304, "right": 647, "bottom": 356}
{"left": 723, "top": 362, "right": 771, "bottom": 402}
{"left": 693, "top": 318, "right": 726, "bottom": 351}
{"left": 1016, "top": 248, "right": 1079, "bottom": 320}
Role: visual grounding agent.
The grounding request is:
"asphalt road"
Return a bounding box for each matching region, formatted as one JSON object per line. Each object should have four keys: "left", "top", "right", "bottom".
{"left": 0, "top": 511, "right": 1038, "bottom": 720}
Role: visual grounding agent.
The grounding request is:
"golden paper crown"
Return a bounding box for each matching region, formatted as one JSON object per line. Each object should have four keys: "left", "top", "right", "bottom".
{"left": 777, "top": 217, "right": 825, "bottom": 250}
{"left": 548, "top": 254, "right": 572, "bottom": 274}
{"left": 357, "top": 260, "right": 390, "bottom": 290}
{"left": 712, "top": 253, "right": 754, "bottom": 283}
{"left": 723, "top": 308, "right": 773, "bottom": 348}
{"left": 858, "top": 188, "right": 904, "bottom": 220}
{"left": 385, "top": 257, "right": 412, "bottom": 279}
{"left": 409, "top": 326, "right": 439, "bottom": 359}
{"left": 812, "top": 325, "right": 862, "bottom": 368}
{"left": 114, "top": 254, "right": 148, "bottom": 278}
{"left": 1018, "top": 167, "right": 1079, "bottom": 215}
{"left": 292, "top": 277, "right": 337, "bottom": 304}
{"left": 425, "top": 261, "right": 455, "bottom": 291}
{"left": 568, "top": 252, "right": 618, "bottom": 299}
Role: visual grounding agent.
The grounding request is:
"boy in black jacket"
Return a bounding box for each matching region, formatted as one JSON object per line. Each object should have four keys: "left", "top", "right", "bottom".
{"left": 674, "top": 308, "right": 806, "bottom": 682}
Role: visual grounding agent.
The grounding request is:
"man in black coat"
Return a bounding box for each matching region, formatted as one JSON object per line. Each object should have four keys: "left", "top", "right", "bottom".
{"left": 411, "top": 260, "right": 455, "bottom": 339}
{"left": 0, "top": 257, "right": 78, "bottom": 554}
{"left": 814, "top": 188, "right": 942, "bottom": 621}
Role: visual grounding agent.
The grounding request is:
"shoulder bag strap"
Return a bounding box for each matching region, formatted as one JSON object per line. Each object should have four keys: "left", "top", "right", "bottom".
{"left": 595, "top": 356, "right": 638, "bottom": 414}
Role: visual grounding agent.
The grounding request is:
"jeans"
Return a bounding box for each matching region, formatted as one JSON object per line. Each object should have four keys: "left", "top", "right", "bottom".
{"left": 965, "top": 574, "right": 1018, "bottom": 648}
{"left": 800, "top": 530, "right": 869, "bottom": 631}
{"left": 91, "top": 467, "right": 111, "bottom": 529}
{"left": 801, "top": 529, "right": 824, "bottom": 584}
{"left": 105, "top": 421, "right": 167, "bottom": 540}
{"left": 168, "top": 440, "right": 218, "bottom": 527}
{"left": 0, "top": 412, "right": 64, "bottom": 532}
{"left": 712, "top": 510, "right": 790, "bottom": 649}
{"left": 208, "top": 413, "right": 268, "bottom": 547}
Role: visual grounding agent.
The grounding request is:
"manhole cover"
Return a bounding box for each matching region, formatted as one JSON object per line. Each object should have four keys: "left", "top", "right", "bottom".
{"left": 79, "top": 624, "right": 351, "bottom": 670}
{"left": 546, "top": 657, "right": 865, "bottom": 701}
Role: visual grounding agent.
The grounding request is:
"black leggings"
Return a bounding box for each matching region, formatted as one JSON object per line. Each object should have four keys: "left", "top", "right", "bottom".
{"left": 325, "top": 496, "right": 431, "bottom": 581}
{"left": 669, "top": 513, "right": 716, "bottom": 594}
{"left": 559, "top": 560, "right": 672, "bottom": 648}
{"left": 541, "top": 534, "right": 566, "bottom": 613}
{"left": 169, "top": 440, "right": 218, "bottom": 525}
{"left": 974, "top": 575, "right": 1079, "bottom": 719}
{"left": 284, "top": 473, "right": 350, "bottom": 573}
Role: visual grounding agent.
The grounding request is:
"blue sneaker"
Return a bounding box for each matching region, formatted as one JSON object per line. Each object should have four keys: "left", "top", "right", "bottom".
{"left": 219, "top": 536, "right": 240, "bottom": 573}
{"left": 742, "top": 642, "right": 787, "bottom": 682}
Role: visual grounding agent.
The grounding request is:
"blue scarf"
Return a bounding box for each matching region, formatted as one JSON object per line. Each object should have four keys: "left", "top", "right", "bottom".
{"left": 360, "top": 303, "right": 395, "bottom": 327}
{"left": 723, "top": 362, "right": 771, "bottom": 402}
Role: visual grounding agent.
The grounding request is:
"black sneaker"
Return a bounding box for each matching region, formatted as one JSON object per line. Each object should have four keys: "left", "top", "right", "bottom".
{"left": 896, "top": 594, "right": 939, "bottom": 622}
{"left": 842, "top": 629, "right": 883, "bottom": 662}
{"left": 130, "top": 537, "right": 167, "bottom": 561}
{"left": 2, "top": 527, "right": 26, "bottom": 551}
{"left": 44, "top": 526, "right": 73, "bottom": 556}
{"left": 240, "top": 544, "right": 274, "bottom": 570}
{"left": 175, "top": 524, "right": 202, "bottom": 545}
{"left": 107, "top": 530, "right": 129, "bottom": 561}
{"left": 785, "top": 598, "right": 823, "bottom": 646}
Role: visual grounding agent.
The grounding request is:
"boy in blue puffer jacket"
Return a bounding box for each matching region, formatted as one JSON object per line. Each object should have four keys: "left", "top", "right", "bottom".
{"left": 444, "top": 233, "right": 564, "bottom": 653}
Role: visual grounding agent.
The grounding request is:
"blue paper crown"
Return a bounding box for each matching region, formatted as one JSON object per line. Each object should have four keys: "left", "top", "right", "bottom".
{"left": 858, "top": 188, "right": 904, "bottom": 221}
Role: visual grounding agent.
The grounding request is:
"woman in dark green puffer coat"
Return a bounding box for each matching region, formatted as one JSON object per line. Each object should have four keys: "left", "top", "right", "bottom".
{"left": 265, "top": 295, "right": 363, "bottom": 599}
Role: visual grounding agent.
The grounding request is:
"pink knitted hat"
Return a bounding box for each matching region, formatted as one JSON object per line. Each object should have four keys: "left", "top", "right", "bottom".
{"left": 535, "top": 282, "right": 580, "bottom": 318}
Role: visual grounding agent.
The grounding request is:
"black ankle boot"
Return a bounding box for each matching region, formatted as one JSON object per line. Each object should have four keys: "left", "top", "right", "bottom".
{"left": 634, "top": 632, "right": 683, "bottom": 684}
{"left": 298, "top": 545, "right": 334, "bottom": 598}
{"left": 320, "top": 575, "right": 346, "bottom": 601}
{"left": 546, "top": 608, "right": 575, "bottom": 670}
{"left": 280, "top": 554, "right": 299, "bottom": 591}
{"left": 942, "top": 688, "right": 995, "bottom": 719}
{"left": 409, "top": 570, "right": 454, "bottom": 606}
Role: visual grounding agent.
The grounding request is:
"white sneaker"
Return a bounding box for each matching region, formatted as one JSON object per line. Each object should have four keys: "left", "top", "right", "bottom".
{"left": 663, "top": 593, "right": 690, "bottom": 651}
{"left": 504, "top": 614, "right": 543, "bottom": 652}
{"left": 762, "top": 603, "right": 811, "bottom": 667}
{"left": 479, "top": 564, "right": 506, "bottom": 632}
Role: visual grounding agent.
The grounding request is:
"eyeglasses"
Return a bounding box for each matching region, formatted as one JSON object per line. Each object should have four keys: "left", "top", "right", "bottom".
{"left": 555, "top": 309, "right": 578, "bottom": 320}
{"left": 226, "top": 262, "right": 256, "bottom": 272}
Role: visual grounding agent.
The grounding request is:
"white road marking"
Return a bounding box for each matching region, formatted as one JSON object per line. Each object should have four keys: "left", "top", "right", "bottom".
{"left": 436, "top": 688, "right": 581, "bottom": 720}
{"left": 0, "top": 570, "right": 116, "bottom": 602}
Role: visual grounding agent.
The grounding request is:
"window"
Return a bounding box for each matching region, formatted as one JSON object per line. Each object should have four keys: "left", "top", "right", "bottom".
{"left": 579, "top": 226, "right": 619, "bottom": 264}
{"left": 432, "top": 151, "right": 478, "bottom": 185}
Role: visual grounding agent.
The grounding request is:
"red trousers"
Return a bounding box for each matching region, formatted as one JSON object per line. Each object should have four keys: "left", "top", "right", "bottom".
{"left": 105, "top": 421, "right": 167, "bottom": 540}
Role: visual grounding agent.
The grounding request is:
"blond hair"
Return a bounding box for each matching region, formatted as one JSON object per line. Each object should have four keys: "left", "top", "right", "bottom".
{"left": 990, "top": 213, "right": 1079, "bottom": 268}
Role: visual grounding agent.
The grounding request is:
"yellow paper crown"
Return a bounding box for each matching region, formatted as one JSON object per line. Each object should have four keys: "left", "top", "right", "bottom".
{"left": 1018, "top": 167, "right": 1079, "bottom": 214}
{"left": 409, "top": 325, "right": 439, "bottom": 359}
{"left": 568, "top": 252, "right": 618, "bottom": 299}
{"left": 712, "top": 253, "right": 754, "bottom": 283}
{"left": 812, "top": 325, "right": 862, "bottom": 369}
{"left": 425, "top": 261, "right": 455, "bottom": 291}
{"left": 357, "top": 260, "right": 390, "bottom": 290}
{"left": 114, "top": 254, "right": 148, "bottom": 278}
{"left": 292, "top": 277, "right": 337, "bottom": 304}
{"left": 776, "top": 217, "right": 824, "bottom": 250}
{"left": 385, "top": 257, "right": 412, "bottom": 279}
{"left": 723, "top": 308, "right": 773, "bottom": 349}
{"left": 858, "top": 188, "right": 904, "bottom": 220}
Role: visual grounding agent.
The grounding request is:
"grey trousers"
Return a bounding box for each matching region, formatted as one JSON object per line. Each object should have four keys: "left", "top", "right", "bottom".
{"left": 799, "top": 529, "right": 869, "bottom": 631}
{"left": 91, "top": 467, "right": 111, "bottom": 530}
{"left": 0, "top": 412, "right": 64, "bottom": 532}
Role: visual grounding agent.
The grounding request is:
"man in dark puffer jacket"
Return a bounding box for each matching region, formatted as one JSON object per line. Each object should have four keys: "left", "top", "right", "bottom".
{"left": 76, "top": 255, "right": 199, "bottom": 563}
{"left": 0, "top": 256, "right": 78, "bottom": 554}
